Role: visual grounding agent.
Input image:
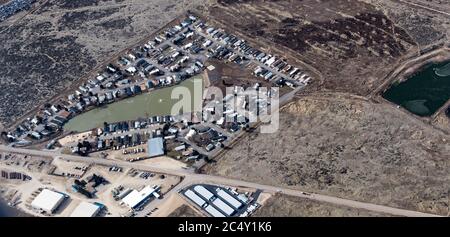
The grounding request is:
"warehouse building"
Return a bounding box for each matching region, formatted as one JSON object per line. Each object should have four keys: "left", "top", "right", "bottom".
{"left": 184, "top": 189, "right": 206, "bottom": 207}
{"left": 70, "top": 202, "right": 102, "bottom": 217}
{"left": 147, "top": 137, "right": 165, "bottom": 157}
{"left": 122, "top": 186, "right": 157, "bottom": 209}
{"left": 193, "top": 185, "right": 214, "bottom": 200}
{"left": 212, "top": 198, "right": 235, "bottom": 216}
{"left": 31, "top": 189, "right": 66, "bottom": 214}
{"left": 216, "top": 188, "right": 243, "bottom": 209}
{"left": 205, "top": 205, "right": 225, "bottom": 217}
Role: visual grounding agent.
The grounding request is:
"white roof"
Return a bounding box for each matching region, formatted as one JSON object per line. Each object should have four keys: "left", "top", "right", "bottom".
{"left": 122, "top": 186, "right": 155, "bottom": 209}
{"left": 217, "top": 189, "right": 243, "bottom": 209}
{"left": 194, "top": 185, "right": 214, "bottom": 200}
{"left": 147, "top": 137, "right": 165, "bottom": 157}
{"left": 205, "top": 205, "right": 225, "bottom": 217}
{"left": 184, "top": 189, "right": 206, "bottom": 207}
{"left": 31, "top": 189, "right": 65, "bottom": 213}
{"left": 70, "top": 202, "right": 101, "bottom": 217}
{"left": 212, "top": 198, "right": 235, "bottom": 216}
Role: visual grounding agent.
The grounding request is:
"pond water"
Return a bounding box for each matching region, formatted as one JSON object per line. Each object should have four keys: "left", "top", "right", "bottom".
{"left": 383, "top": 61, "right": 450, "bottom": 117}
{"left": 64, "top": 77, "right": 203, "bottom": 132}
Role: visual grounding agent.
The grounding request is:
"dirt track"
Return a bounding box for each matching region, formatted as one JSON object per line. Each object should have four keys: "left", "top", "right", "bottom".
{"left": 254, "top": 193, "right": 392, "bottom": 217}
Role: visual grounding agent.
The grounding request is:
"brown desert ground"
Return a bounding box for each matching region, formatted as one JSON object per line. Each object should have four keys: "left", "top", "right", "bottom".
{"left": 254, "top": 193, "right": 392, "bottom": 217}
{"left": 205, "top": 94, "right": 450, "bottom": 216}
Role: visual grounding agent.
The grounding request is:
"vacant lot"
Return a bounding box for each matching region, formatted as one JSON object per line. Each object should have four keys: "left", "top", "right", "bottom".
{"left": 0, "top": 0, "right": 203, "bottom": 127}
{"left": 254, "top": 194, "right": 391, "bottom": 217}
{"left": 362, "top": 0, "right": 449, "bottom": 47}
{"left": 433, "top": 112, "right": 450, "bottom": 134}
{"left": 168, "top": 204, "right": 202, "bottom": 217}
{"left": 201, "top": 0, "right": 419, "bottom": 96}
{"left": 205, "top": 94, "right": 450, "bottom": 216}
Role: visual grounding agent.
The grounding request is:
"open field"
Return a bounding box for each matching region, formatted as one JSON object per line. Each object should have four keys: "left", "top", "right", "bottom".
{"left": 361, "top": 0, "right": 450, "bottom": 47}
{"left": 205, "top": 93, "right": 450, "bottom": 216}
{"left": 432, "top": 112, "right": 450, "bottom": 135}
{"left": 254, "top": 193, "right": 391, "bottom": 217}
{"left": 200, "top": 0, "right": 421, "bottom": 96}
{"left": 0, "top": 0, "right": 204, "bottom": 128}
{"left": 168, "top": 204, "right": 203, "bottom": 217}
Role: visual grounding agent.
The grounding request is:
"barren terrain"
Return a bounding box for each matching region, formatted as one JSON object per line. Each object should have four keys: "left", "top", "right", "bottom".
{"left": 0, "top": 0, "right": 203, "bottom": 127}
{"left": 168, "top": 204, "right": 202, "bottom": 217}
{"left": 254, "top": 194, "right": 391, "bottom": 217}
{"left": 205, "top": 94, "right": 450, "bottom": 216}
{"left": 363, "top": 0, "right": 450, "bottom": 47}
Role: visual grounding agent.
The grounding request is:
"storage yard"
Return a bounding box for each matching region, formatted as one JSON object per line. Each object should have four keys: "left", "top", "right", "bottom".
{"left": 182, "top": 184, "right": 261, "bottom": 217}
{"left": 0, "top": 151, "right": 183, "bottom": 217}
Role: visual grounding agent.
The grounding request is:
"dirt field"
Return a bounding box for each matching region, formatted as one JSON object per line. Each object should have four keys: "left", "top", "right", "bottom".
{"left": 254, "top": 194, "right": 391, "bottom": 217}
{"left": 432, "top": 112, "right": 450, "bottom": 134}
{"left": 0, "top": 0, "right": 204, "bottom": 127}
{"left": 362, "top": 0, "right": 450, "bottom": 47}
{"left": 205, "top": 93, "right": 450, "bottom": 216}
{"left": 168, "top": 204, "right": 203, "bottom": 217}
{"left": 200, "top": 0, "right": 422, "bottom": 96}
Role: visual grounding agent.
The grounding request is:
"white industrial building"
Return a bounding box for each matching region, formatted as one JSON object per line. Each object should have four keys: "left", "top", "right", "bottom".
{"left": 217, "top": 188, "right": 243, "bottom": 209}
{"left": 193, "top": 185, "right": 214, "bottom": 200}
{"left": 147, "top": 137, "right": 165, "bottom": 157}
{"left": 31, "top": 189, "right": 66, "bottom": 213}
{"left": 122, "top": 186, "right": 156, "bottom": 209}
{"left": 70, "top": 202, "right": 101, "bottom": 217}
{"left": 212, "top": 198, "right": 235, "bottom": 216}
{"left": 184, "top": 189, "right": 206, "bottom": 207}
{"left": 205, "top": 205, "right": 225, "bottom": 217}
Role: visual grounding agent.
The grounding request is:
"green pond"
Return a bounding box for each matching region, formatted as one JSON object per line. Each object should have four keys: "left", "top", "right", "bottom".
{"left": 383, "top": 61, "right": 450, "bottom": 117}
{"left": 64, "top": 77, "right": 203, "bottom": 132}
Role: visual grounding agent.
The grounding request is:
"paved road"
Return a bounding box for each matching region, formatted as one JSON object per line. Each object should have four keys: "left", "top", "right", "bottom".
{"left": 0, "top": 145, "right": 441, "bottom": 217}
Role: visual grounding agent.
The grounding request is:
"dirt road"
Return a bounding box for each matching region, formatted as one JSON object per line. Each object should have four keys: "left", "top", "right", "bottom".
{"left": 0, "top": 145, "right": 441, "bottom": 217}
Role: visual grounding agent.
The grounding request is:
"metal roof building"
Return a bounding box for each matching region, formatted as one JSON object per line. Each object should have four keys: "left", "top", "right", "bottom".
{"left": 147, "top": 137, "right": 165, "bottom": 157}
{"left": 122, "top": 186, "right": 156, "bottom": 209}
{"left": 31, "top": 189, "right": 66, "bottom": 213}
{"left": 70, "top": 202, "right": 101, "bottom": 217}
{"left": 217, "top": 189, "right": 243, "bottom": 209}
{"left": 212, "top": 198, "right": 235, "bottom": 216}
{"left": 205, "top": 205, "right": 225, "bottom": 217}
{"left": 184, "top": 189, "right": 206, "bottom": 207}
{"left": 194, "top": 185, "right": 214, "bottom": 200}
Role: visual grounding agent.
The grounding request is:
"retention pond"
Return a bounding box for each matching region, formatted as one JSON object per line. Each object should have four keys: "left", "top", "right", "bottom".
{"left": 383, "top": 61, "right": 450, "bottom": 117}
{"left": 64, "top": 77, "right": 203, "bottom": 132}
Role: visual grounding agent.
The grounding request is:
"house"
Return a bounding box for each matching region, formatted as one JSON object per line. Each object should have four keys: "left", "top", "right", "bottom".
{"left": 57, "top": 110, "right": 71, "bottom": 121}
